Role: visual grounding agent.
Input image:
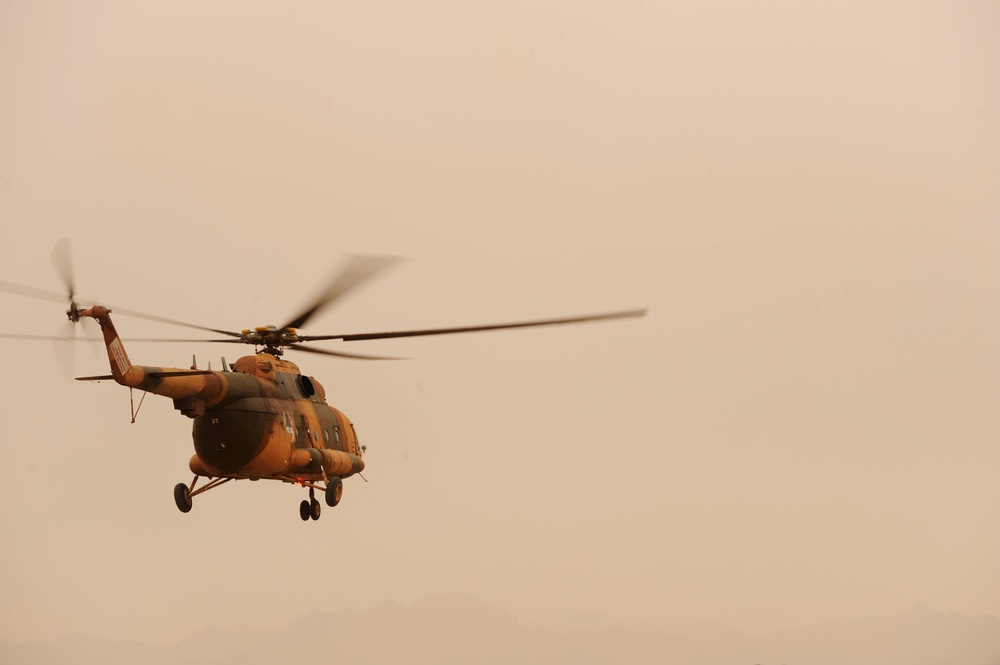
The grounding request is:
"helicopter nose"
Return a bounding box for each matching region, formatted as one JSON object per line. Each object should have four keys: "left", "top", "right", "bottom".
{"left": 192, "top": 410, "right": 269, "bottom": 474}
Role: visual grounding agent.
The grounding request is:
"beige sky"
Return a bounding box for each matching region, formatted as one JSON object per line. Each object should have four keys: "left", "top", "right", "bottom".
{"left": 1, "top": 0, "right": 998, "bottom": 645}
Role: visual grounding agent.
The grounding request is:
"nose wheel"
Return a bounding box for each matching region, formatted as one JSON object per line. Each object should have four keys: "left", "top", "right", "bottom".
{"left": 300, "top": 487, "right": 322, "bottom": 521}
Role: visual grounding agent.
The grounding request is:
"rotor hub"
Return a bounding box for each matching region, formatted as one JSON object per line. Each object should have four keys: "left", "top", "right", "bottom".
{"left": 240, "top": 326, "right": 301, "bottom": 354}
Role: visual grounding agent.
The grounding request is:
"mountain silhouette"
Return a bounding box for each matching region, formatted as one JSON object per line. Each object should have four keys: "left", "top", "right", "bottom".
{"left": 2, "top": 595, "right": 998, "bottom": 665}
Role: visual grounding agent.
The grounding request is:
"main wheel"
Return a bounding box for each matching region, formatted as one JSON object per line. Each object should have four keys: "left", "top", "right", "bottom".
{"left": 325, "top": 477, "right": 343, "bottom": 507}
{"left": 173, "top": 483, "right": 192, "bottom": 513}
{"left": 310, "top": 498, "right": 322, "bottom": 520}
{"left": 299, "top": 499, "right": 311, "bottom": 521}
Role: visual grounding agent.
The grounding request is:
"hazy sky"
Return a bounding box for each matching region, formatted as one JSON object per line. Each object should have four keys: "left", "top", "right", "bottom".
{"left": 1, "top": 0, "right": 998, "bottom": 646}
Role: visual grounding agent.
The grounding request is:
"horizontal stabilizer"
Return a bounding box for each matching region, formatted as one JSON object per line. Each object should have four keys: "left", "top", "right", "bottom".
{"left": 76, "top": 374, "right": 115, "bottom": 381}
{"left": 76, "top": 369, "right": 215, "bottom": 382}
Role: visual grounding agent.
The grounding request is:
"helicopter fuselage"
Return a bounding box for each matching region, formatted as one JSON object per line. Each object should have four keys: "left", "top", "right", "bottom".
{"left": 185, "top": 353, "right": 364, "bottom": 481}
{"left": 83, "top": 305, "right": 365, "bottom": 485}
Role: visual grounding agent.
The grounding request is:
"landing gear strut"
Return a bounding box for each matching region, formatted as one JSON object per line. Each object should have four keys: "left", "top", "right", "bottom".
{"left": 172, "top": 476, "right": 232, "bottom": 513}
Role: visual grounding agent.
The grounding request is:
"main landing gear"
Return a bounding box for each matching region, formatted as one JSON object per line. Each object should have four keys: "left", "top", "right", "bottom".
{"left": 174, "top": 483, "right": 192, "bottom": 513}
{"left": 171, "top": 475, "right": 345, "bottom": 520}
{"left": 173, "top": 476, "right": 232, "bottom": 513}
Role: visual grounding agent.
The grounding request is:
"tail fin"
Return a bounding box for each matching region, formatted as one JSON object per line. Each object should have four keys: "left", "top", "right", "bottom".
{"left": 81, "top": 305, "right": 136, "bottom": 384}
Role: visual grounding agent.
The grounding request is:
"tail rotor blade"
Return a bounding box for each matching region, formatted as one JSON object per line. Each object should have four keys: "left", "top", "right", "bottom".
{"left": 0, "top": 280, "right": 69, "bottom": 305}
{"left": 50, "top": 237, "right": 76, "bottom": 303}
{"left": 52, "top": 319, "right": 76, "bottom": 379}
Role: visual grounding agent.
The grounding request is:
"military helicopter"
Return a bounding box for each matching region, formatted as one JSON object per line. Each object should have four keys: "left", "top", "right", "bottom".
{"left": 0, "top": 243, "right": 645, "bottom": 520}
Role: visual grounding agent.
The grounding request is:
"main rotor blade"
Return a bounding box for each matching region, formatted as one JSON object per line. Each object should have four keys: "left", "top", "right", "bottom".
{"left": 302, "top": 308, "right": 648, "bottom": 342}
{"left": 101, "top": 306, "right": 243, "bottom": 338}
{"left": 105, "top": 337, "right": 247, "bottom": 344}
{"left": 286, "top": 343, "right": 402, "bottom": 361}
{"left": 282, "top": 255, "right": 401, "bottom": 331}
{"left": 0, "top": 279, "right": 241, "bottom": 338}
{"left": 0, "top": 333, "right": 246, "bottom": 346}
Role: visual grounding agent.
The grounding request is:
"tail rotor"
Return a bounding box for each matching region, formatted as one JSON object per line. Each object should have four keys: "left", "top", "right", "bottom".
{"left": 51, "top": 237, "right": 82, "bottom": 323}
{"left": 51, "top": 238, "right": 87, "bottom": 376}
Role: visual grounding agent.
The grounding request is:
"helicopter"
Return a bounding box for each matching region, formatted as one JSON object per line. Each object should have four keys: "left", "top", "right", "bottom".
{"left": 0, "top": 245, "right": 646, "bottom": 521}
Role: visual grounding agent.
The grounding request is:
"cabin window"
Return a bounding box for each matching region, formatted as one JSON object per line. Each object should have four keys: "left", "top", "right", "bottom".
{"left": 324, "top": 430, "right": 330, "bottom": 442}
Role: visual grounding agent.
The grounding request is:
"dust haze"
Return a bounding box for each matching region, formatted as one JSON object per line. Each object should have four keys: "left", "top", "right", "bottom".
{"left": 1, "top": 0, "right": 998, "bottom": 660}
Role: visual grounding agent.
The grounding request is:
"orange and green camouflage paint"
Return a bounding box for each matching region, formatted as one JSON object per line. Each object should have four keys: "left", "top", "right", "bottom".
{"left": 82, "top": 305, "right": 364, "bottom": 485}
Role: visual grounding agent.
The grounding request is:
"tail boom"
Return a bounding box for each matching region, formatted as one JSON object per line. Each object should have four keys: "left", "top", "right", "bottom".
{"left": 82, "top": 305, "right": 227, "bottom": 403}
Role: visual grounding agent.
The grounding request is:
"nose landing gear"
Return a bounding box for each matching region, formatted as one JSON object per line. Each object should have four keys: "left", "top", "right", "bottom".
{"left": 297, "top": 479, "right": 344, "bottom": 521}
{"left": 299, "top": 487, "right": 322, "bottom": 521}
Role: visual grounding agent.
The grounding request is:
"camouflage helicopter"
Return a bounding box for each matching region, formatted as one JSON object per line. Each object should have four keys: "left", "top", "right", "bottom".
{"left": 0, "top": 245, "right": 645, "bottom": 521}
